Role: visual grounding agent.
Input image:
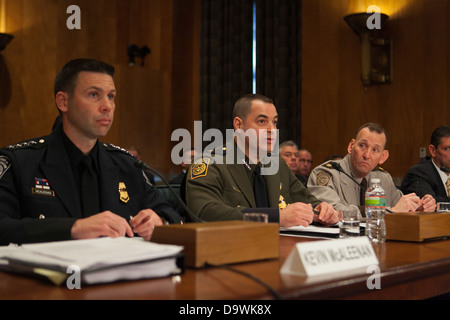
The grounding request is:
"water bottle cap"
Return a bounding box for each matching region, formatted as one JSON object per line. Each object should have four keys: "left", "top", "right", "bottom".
{"left": 370, "top": 178, "right": 380, "bottom": 183}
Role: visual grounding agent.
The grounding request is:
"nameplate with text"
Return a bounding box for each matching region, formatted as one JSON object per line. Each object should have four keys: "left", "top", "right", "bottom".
{"left": 280, "top": 237, "right": 379, "bottom": 277}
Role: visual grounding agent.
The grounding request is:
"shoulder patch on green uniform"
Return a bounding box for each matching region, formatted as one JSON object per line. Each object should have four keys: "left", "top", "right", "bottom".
{"left": 316, "top": 171, "right": 332, "bottom": 186}
{"left": 190, "top": 158, "right": 210, "bottom": 180}
{"left": 0, "top": 155, "right": 11, "bottom": 180}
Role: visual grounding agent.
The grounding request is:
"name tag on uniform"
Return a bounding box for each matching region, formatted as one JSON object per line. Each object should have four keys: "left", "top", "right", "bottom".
{"left": 281, "top": 237, "right": 378, "bottom": 277}
{"left": 31, "top": 178, "right": 55, "bottom": 197}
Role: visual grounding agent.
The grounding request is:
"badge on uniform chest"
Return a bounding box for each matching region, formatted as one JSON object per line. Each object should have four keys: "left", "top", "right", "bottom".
{"left": 119, "top": 182, "right": 130, "bottom": 203}
{"left": 31, "top": 178, "right": 55, "bottom": 197}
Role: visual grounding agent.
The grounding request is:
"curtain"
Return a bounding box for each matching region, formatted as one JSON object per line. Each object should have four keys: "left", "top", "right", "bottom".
{"left": 256, "top": 0, "right": 302, "bottom": 146}
{"left": 200, "top": 0, "right": 254, "bottom": 137}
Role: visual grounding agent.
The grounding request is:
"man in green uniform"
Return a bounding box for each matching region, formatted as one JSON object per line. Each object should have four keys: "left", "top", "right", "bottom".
{"left": 185, "top": 94, "right": 339, "bottom": 228}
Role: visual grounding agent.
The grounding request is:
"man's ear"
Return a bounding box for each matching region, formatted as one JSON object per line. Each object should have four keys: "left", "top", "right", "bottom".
{"left": 379, "top": 149, "right": 389, "bottom": 165}
{"left": 428, "top": 144, "right": 436, "bottom": 158}
{"left": 233, "top": 117, "right": 243, "bottom": 131}
{"left": 55, "top": 92, "right": 69, "bottom": 113}
{"left": 347, "top": 139, "right": 356, "bottom": 154}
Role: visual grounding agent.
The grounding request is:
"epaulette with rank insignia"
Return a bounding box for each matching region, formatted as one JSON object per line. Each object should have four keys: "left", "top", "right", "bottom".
{"left": 5, "top": 138, "right": 48, "bottom": 151}
{"left": 373, "top": 166, "right": 386, "bottom": 172}
{"left": 103, "top": 143, "right": 134, "bottom": 157}
{"left": 210, "top": 146, "right": 227, "bottom": 156}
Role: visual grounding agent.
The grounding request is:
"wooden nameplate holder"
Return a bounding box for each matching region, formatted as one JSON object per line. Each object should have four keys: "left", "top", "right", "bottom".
{"left": 385, "top": 212, "right": 450, "bottom": 242}
{"left": 152, "top": 221, "right": 279, "bottom": 268}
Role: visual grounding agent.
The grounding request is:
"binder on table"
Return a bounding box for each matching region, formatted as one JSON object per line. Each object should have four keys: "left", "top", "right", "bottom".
{"left": 0, "top": 237, "right": 184, "bottom": 286}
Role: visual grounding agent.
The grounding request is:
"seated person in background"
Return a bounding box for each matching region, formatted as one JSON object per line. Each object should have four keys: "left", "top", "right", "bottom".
{"left": 0, "top": 58, "right": 183, "bottom": 246}
{"left": 170, "top": 148, "right": 199, "bottom": 184}
{"left": 401, "top": 126, "right": 450, "bottom": 202}
{"left": 307, "top": 122, "right": 436, "bottom": 214}
{"left": 280, "top": 140, "right": 307, "bottom": 186}
{"left": 185, "top": 94, "right": 339, "bottom": 227}
{"left": 297, "top": 148, "right": 313, "bottom": 185}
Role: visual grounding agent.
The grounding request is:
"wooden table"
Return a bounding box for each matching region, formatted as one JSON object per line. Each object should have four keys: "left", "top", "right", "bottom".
{"left": 1, "top": 235, "right": 449, "bottom": 300}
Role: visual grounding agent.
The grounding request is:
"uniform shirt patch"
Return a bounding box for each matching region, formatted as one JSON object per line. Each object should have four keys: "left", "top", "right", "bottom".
{"left": 316, "top": 171, "right": 332, "bottom": 186}
{"left": 0, "top": 156, "right": 11, "bottom": 180}
{"left": 190, "top": 158, "right": 210, "bottom": 180}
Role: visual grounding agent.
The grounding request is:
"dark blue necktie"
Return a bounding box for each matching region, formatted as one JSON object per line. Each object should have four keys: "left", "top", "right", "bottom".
{"left": 80, "top": 156, "right": 99, "bottom": 217}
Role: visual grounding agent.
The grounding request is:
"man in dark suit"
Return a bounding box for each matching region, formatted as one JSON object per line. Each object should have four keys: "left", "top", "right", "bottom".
{"left": 185, "top": 94, "right": 339, "bottom": 227}
{"left": 0, "top": 58, "right": 183, "bottom": 245}
{"left": 401, "top": 126, "right": 450, "bottom": 203}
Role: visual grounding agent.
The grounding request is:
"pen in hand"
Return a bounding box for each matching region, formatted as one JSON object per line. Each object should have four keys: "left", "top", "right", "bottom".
{"left": 129, "top": 216, "right": 139, "bottom": 237}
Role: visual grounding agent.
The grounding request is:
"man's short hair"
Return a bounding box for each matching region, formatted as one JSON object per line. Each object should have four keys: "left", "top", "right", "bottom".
{"left": 280, "top": 140, "right": 299, "bottom": 151}
{"left": 430, "top": 126, "right": 450, "bottom": 148}
{"left": 355, "top": 122, "right": 388, "bottom": 148}
{"left": 54, "top": 58, "right": 115, "bottom": 97}
{"left": 233, "top": 94, "right": 273, "bottom": 121}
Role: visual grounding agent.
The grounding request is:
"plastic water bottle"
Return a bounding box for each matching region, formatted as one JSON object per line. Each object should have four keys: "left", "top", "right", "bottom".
{"left": 365, "top": 178, "right": 386, "bottom": 243}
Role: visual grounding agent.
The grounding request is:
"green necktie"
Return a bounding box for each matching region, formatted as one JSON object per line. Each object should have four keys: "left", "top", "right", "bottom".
{"left": 254, "top": 165, "right": 269, "bottom": 208}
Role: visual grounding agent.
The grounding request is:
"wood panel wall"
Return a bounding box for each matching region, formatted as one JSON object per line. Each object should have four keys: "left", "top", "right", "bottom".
{"left": 302, "top": 0, "right": 450, "bottom": 179}
{"left": 0, "top": 0, "right": 200, "bottom": 177}
{"left": 1, "top": 0, "right": 449, "bottom": 181}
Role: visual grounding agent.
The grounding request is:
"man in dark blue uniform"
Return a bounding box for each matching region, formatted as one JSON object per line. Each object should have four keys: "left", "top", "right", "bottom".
{"left": 0, "top": 58, "right": 183, "bottom": 245}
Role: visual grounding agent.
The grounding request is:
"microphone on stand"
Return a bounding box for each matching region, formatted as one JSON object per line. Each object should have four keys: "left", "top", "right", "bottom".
{"left": 135, "top": 160, "right": 204, "bottom": 223}
{"left": 327, "top": 161, "right": 393, "bottom": 213}
{"left": 328, "top": 162, "right": 367, "bottom": 192}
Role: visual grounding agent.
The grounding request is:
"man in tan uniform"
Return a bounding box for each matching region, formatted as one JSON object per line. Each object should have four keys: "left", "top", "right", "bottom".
{"left": 185, "top": 94, "right": 339, "bottom": 228}
{"left": 308, "top": 123, "right": 436, "bottom": 214}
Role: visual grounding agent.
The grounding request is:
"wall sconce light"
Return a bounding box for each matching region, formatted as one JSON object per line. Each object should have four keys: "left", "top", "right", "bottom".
{"left": 344, "top": 13, "right": 393, "bottom": 89}
{"left": 0, "top": 33, "right": 13, "bottom": 51}
{"left": 0, "top": 0, "right": 13, "bottom": 52}
{"left": 127, "top": 44, "right": 151, "bottom": 67}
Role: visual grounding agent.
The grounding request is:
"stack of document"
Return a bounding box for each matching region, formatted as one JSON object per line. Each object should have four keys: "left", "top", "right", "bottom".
{"left": 0, "top": 237, "right": 184, "bottom": 286}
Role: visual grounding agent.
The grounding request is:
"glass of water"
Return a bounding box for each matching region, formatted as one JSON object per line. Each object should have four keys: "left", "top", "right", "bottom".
{"left": 437, "top": 202, "right": 450, "bottom": 213}
{"left": 339, "top": 207, "right": 360, "bottom": 238}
